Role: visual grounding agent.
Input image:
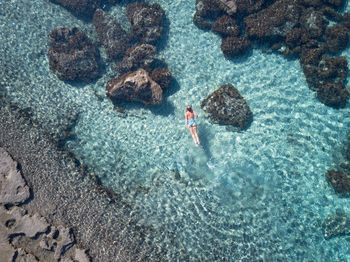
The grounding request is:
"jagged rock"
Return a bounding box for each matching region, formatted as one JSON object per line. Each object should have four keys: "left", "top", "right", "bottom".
{"left": 49, "top": 0, "right": 103, "bottom": 19}
{"left": 299, "top": 8, "right": 328, "bottom": 42}
{"left": 54, "top": 225, "right": 75, "bottom": 261}
{"left": 48, "top": 27, "right": 100, "bottom": 82}
{"left": 150, "top": 68, "right": 172, "bottom": 90}
{"left": 106, "top": 68, "right": 163, "bottom": 105}
{"left": 74, "top": 248, "right": 91, "bottom": 262}
{"left": 234, "top": 0, "right": 266, "bottom": 15}
{"left": 221, "top": 36, "right": 251, "bottom": 58}
{"left": 218, "top": 0, "right": 237, "bottom": 15}
{"left": 0, "top": 148, "right": 30, "bottom": 205}
{"left": 317, "top": 57, "right": 348, "bottom": 82}
{"left": 126, "top": 2, "right": 165, "bottom": 45}
{"left": 322, "top": 6, "right": 343, "bottom": 22}
{"left": 93, "top": 9, "right": 130, "bottom": 60}
{"left": 211, "top": 15, "right": 240, "bottom": 37}
{"left": 285, "top": 28, "right": 302, "bottom": 49}
{"left": 316, "top": 82, "right": 349, "bottom": 108}
{"left": 194, "top": 0, "right": 224, "bottom": 20}
{"left": 326, "top": 170, "right": 350, "bottom": 195}
{"left": 0, "top": 207, "right": 49, "bottom": 239}
{"left": 299, "top": 0, "right": 323, "bottom": 7}
{"left": 342, "top": 12, "right": 350, "bottom": 29}
{"left": 244, "top": 0, "right": 301, "bottom": 40}
{"left": 323, "top": 213, "right": 350, "bottom": 240}
{"left": 324, "top": 24, "right": 349, "bottom": 53}
{"left": 0, "top": 229, "right": 16, "bottom": 262}
{"left": 116, "top": 44, "right": 156, "bottom": 74}
{"left": 201, "top": 84, "right": 252, "bottom": 128}
{"left": 300, "top": 40, "right": 325, "bottom": 65}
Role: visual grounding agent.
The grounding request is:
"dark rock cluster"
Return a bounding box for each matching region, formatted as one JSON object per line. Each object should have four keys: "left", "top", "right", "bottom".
{"left": 193, "top": 0, "right": 350, "bottom": 108}
{"left": 326, "top": 133, "right": 350, "bottom": 196}
{"left": 48, "top": 27, "right": 100, "bottom": 82}
{"left": 201, "top": 83, "right": 252, "bottom": 129}
{"left": 48, "top": 1, "right": 172, "bottom": 106}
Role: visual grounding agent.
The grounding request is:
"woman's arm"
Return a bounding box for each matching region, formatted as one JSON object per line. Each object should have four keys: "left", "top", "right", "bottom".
{"left": 194, "top": 111, "right": 199, "bottom": 118}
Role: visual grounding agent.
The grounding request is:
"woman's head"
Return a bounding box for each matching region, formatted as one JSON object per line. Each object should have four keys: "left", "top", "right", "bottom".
{"left": 186, "top": 105, "right": 193, "bottom": 112}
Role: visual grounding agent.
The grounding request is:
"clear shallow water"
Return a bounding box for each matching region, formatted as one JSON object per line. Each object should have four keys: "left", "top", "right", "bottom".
{"left": 1, "top": 0, "right": 350, "bottom": 260}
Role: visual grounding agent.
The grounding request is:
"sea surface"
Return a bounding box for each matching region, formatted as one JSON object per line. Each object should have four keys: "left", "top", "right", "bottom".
{"left": 1, "top": 0, "right": 350, "bottom": 261}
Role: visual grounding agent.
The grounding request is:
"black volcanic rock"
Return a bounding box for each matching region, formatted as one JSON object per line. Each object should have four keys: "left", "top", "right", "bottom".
{"left": 201, "top": 84, "right": 252, "bottom": 129}
{"left": 48, "top": 27, "right": 100, "bottom": 82}
{"left": 93, "top": 9, "right": 131, "bottom": 60}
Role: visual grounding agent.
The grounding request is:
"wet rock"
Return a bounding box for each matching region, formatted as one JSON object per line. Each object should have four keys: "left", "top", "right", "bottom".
{"left": 323, "top": 213, "right": 350, "bottom": 240}
{"left": 299, "top": 8, "right": 328, "bottom": 42}
{"left": 126, "top": 2, "right": 165, "bottom": 45}
{"left": 317, "top": 57, "right": 348, "bottom": 82}
{"left": 106, "top": 68, "right": 163, "bottom": 105}
{"left": 234, "top": 0, "right": 266, "bottom": 15}
{"left": 194, "top": 0, "right": 224, "bottom": 20}
{"left": 116, "top": 44, "right": 156, "bottom": 74}
{"left": 0, "top": 148, "right": 30, "bottom": 205}
{"left": 316, "top": 82, "right": 349, "bottom": 108}
{"left": 93, "top": 9, "right": 130, "bottom": 60}
{"left": 300, "top": 42, "right": 325, "bottom": 66}
{"left": 50, "top": 0, "right": 102, "bottom": 19}
{"left": 193, "top": 12, "right": 213, "bottom": 30}
{"left": 324, "top": 24, "right": 349, "bottom": 53}
{"left": 299, "top": 0, "right": 323, "bottom": 7}
{"left": 54, "top": 226, "right": 75, "bottom": 261}
{"left": 211, "top": 15, "right": 240, "bottom": 37}
{"left": 201, "top": 84, "right": 252, "bottom": 129}
{"left": 285, "top": 28, "right": 302, "bottom": 49}
{"left": 0, "top": 207, "right": 49, "bottom": 239}
{"left": 48, "top": 27, "right": 100, "bottom": 82}
{"left": 150, "top": 68, "right": 172, "bottom": 90}
{"left": 326, "top": 170, "right": 350, "bottom": 195}
{"left": 244, "top": 0, "right": 301, "bottom": 40}
{"left": 342, "top": 13, "right": 350, "bottom": 29}
{"left": 221, "top": 36, "right": 251, "bottom": 58}
{"left": 322, "top": 6, "right": 343, "bottom": 22}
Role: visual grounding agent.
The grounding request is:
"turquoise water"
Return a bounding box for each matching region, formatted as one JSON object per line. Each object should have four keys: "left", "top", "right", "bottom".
{"left": 1, "top": 0, "right": 350, "bottom": 260}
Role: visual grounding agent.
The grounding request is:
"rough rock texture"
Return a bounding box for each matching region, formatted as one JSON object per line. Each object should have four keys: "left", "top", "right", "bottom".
{"left": 106, "top": 68, "right": 163, "bottom": 105}
{"left": 116, "top": 44, "right": 156, "bottom": 74}
{"left": 211, "top": 15, "right": 240, "bottom": 37}
{"left": 316, "top": 82, "right": 349, "bottom": 108}
{"left": 126, "top": 2, "right": 165, "bottom": 45}
{"left": 201, "top": 84, "right": 252, "bottom": 129}
{"left": 48, "top": 27, "right": 100, "bottom": 82}
{"left": 50, "top": 0, "right": 102, "bottom": 19}
{"left": 221, "top": 36, "right": 251, "bottom": 58}
{"left": 244, "top": 0, "right": 301, "bottom": 40}
{"left": 150, "top": 68, "right": 172, "bottom": 90}
{"left": 54, "top": 225, "right": 75, "bottom": 260}
{"left": 93, "top": 9, "right": 130, "bottom": 60}
{"left": 0, "top": 148, "right": 30, "bottom": 205}
{"left": 299, "top": 8, "right": 328, "bottom": 41}
{"left": 0, "top": 101, "right": 162, "bottom": 261}
{"left": 323, "top": 213, "right": 350, "bottom": 240}
{"left": 326, "top": 170, "right": 350, "bottom": 196}
{"left": 324, "top": 24, "right": 349, "bottom": 53}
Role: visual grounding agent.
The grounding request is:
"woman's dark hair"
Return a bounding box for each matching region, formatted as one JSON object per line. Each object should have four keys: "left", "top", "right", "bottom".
{"left": 186, "top": 106, "right": 193, "bottom": 113}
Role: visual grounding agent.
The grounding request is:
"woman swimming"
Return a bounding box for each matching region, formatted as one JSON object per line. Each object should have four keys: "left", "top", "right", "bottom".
{"left": 185, "top": 105, "right": 200, "bottom": 146}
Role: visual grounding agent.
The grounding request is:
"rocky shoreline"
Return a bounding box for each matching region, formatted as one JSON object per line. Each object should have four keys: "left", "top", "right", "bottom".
{"left": 0, "top": 99, "right": 162, "bottom": 261}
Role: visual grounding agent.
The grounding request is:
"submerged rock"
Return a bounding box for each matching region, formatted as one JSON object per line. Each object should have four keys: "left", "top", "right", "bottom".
{"left": 326, "top": 170, "right": 350, "bottom": 195}
{"left": 48, "top": 27, "right": 100, "bottom": 82}
{"left": 126, "top": 2, "right": 165, "bottom": 45}
{"left": 324, "top": 24, "right": 349, "bottom": 53}
{"left": 316, "top": 82, "right": 349, "bottom": 108}
{"left": 150, "top": 68, "right": 172, "bottom": 90}
{"left": 323, "top": 213, "right": 350, "bottom": 240}
{"left": 221, "top": 36, "right": 251, "bottom": 58}
{"left": 201, "top": 84, "right": 252, "bottom": 129}
{"left": 0, "top": 148, "right": 30, "bottom": 205}
{"left": 106, "top": 68, "right": 163, "bottom": 105}
{"left": 244, "top": 0, "right": 301, "bottom": 40}
{"left": 116, "top": 44, "right": 156, "bottom": 74}
{"left": 93, "top": 9, "right": 131, "bottom": 60}
{"left": 211, "top": 15, "right": 240, "bottom": 37}
{"left": 299, "top": 8, "right": 328, "bottom": 41}
{"left": 50, "top": 0, "right": 103, "bottom": 19}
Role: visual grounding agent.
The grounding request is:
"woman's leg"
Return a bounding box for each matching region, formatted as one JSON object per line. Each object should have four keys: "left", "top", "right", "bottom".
{"left": 193, "top": 125, "right": 200, "bottom": 144}
{"left": 189, "top": 127, "right": 197, "bottom": 144}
